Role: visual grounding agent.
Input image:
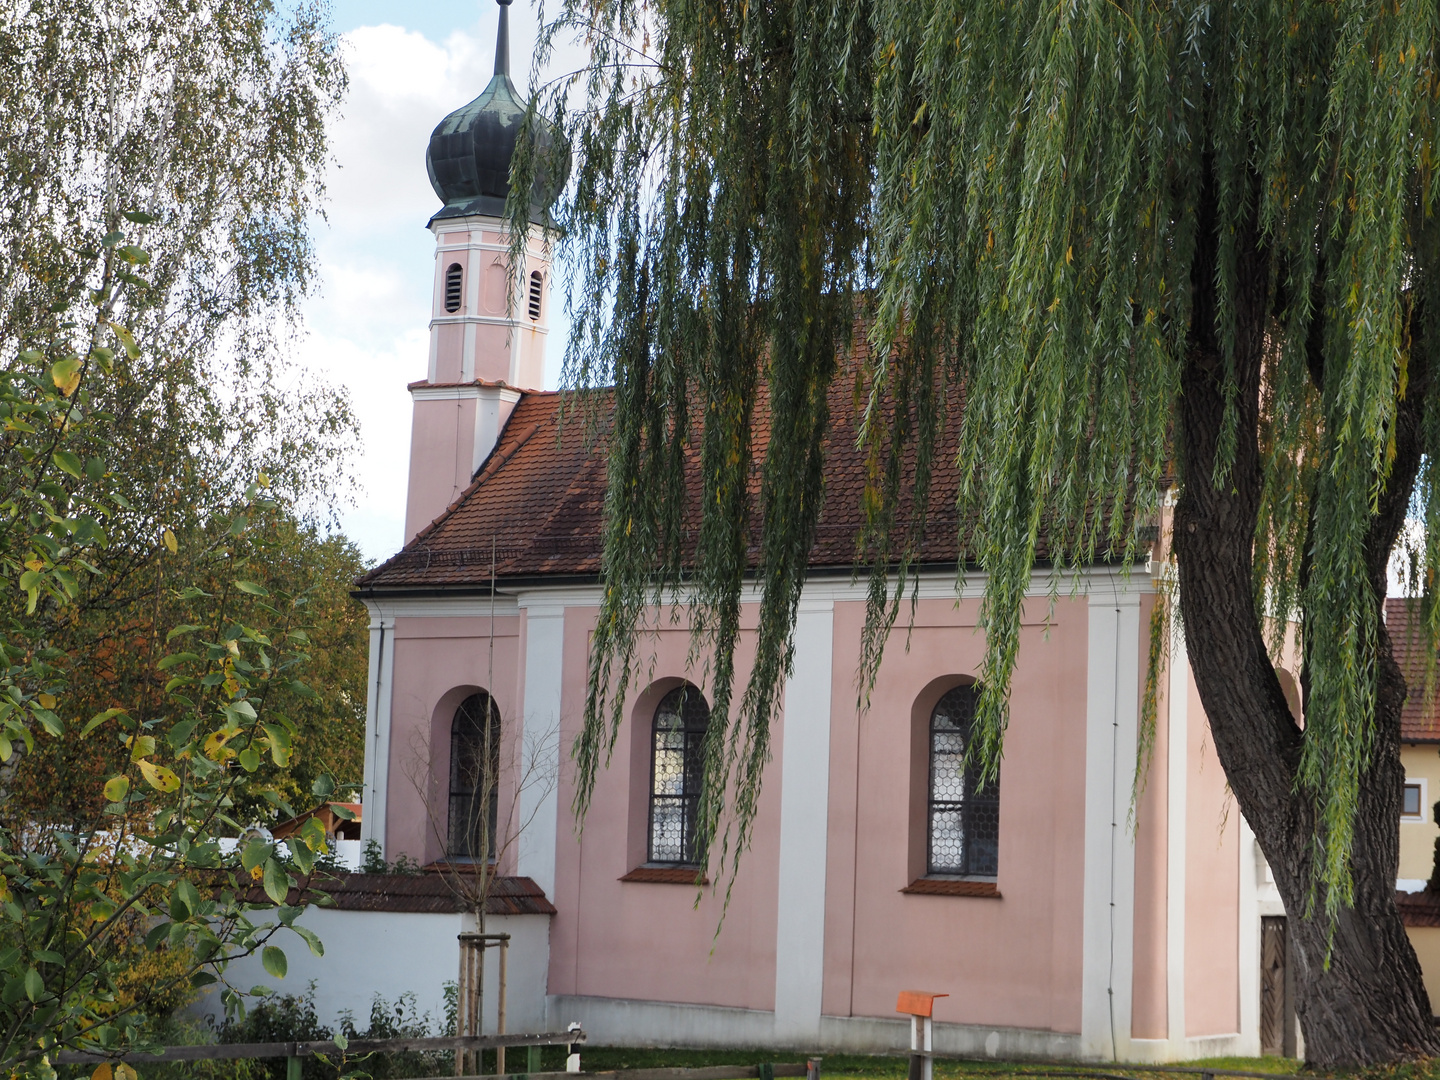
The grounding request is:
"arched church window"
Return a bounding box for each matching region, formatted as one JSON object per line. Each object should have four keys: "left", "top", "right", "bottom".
{"left": 527, "top": 270, "right": 543, "bottom": 320}
{"left": 444, "top": 263, "right": 463, "bottom": 313}
{"left": 448, "top": 691, "right": 500, "bottom": 861}
{"left": 649, "top": 684, "right": 709, "bottom": 865}
{"left": 928, "top": 683, "right": 999, "bottom": 877}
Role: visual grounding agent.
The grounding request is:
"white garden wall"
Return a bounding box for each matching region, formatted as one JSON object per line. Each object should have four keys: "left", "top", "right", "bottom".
{"left": 196, "top": 910, "right": 551, "bottom": 1035}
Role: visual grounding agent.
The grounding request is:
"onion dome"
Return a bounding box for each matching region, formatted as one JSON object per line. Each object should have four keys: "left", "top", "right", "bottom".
{"left": 425, "top": 0, "right": 569, "bottom": 225}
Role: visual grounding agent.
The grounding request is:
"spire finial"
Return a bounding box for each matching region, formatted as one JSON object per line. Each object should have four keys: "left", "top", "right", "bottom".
{"left": 494, "top": 0, "right": 512, "bottom": 79}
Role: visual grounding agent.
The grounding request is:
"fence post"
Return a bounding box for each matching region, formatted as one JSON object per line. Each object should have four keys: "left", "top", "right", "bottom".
{"left": 806, "top": 1058, "right": 823, "bottom": 1080}
{"left": 286, "top": 1055, "right": 301, "bottom": 1080}
{"left": 528, "top": 1045, "right": 543, "bottom": 1074}
{"left": 497, "top": 937, "right": 509, "bottom": 1076}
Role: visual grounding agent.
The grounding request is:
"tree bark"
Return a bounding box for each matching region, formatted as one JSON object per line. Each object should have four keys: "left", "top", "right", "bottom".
{"left": 1170, "top": 163, "right": 1439, "bottom": 1067}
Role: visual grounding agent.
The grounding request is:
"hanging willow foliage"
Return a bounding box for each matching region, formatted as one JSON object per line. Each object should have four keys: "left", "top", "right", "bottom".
{"left": 511, "top": 0, "right": 1440, "bottom": 922}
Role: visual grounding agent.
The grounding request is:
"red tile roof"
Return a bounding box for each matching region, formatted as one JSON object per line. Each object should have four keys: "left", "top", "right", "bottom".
{"left": 358, "top": 370, "right": 986, "bottom": 593}
{"left": 1397, "top": 888, "right": 1440, "bottom": 926}
{"left": 236, "top": 872, "right": 557, "bottom": 915}
{"left": 1386, "top": 598, "right": 1440, "bottom": 743}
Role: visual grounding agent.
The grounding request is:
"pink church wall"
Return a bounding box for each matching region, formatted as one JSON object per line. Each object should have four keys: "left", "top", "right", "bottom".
{"left": 434, "top": 323, "right": 464, "bottom": 384}
{"left": 1130, "top": 594, "right": 1169, "bottom": 1040}
{"left": 821, "top": 596, "right": 1088, "bottom": 1034}
{"left": 548, "top": 605, "right": 783, "bottom": 1012}
{"left": 1183, "top": 666, "right": 1240, "bottom": 1037}
{"left": 384, "top": 615, "right": 525, "bottom": 870}
{"left": 405, "top": 396, "right": 481, "bottom": 540}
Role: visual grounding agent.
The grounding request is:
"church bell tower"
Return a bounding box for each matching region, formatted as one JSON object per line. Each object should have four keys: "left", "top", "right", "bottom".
{"left": 404, "top": 0, "right": 568, "bottom": 542}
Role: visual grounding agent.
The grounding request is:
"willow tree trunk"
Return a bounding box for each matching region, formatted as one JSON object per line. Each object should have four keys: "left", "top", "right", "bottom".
{"left": 1170, "top": 165, "right": 1440, "bottom": 1067}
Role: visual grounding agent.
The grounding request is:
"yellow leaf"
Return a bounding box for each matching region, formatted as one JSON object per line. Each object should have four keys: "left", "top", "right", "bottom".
{"left": 250, "top": 864, "right": 265, "bottom": 882}
{"left": 92, "top": 1064, "right": 113, "bottom": 1080}
{"left": 37, "top": 694, "right": 55, "bottom": 710}
{"left": 24, "top": 560, "right": 43, "bottom": 573}
{"left": 129, "top": 735, "right": 155, "bottom": 762}
{"left": 163, "top": 529, "right": 177, "bottom": 554}
{"left": 50, "top": 358, "right": 82, "bottom": 397}
{"left": 116, "top": 1064, "right": 138, "bottom": 1080}
{"left": 203, "top": 728, "right": 238, "bottom": 760}
{"left": 103, "top": 776, "right": 129, "bottom": 802}
{"left": 137, "top": 759, "right": 180, "bottom": 793}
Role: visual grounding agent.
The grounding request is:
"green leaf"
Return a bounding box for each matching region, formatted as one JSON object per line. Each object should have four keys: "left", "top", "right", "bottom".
{"left": 102, "top": 776, "right": 129, "bottom": 803}
{"left": 262, "top": 859, "right": 289, "bottom": 906}
{"left": 177, "top": 879, "right": 201, "bottom": 916}
{"left": 291, "top": 924, "right": 325, "bottom": 958}
{"left": 156, "top": 652, "right": 200, "bottom": 671}
{"left": 109, "top": 323, "right": 139, "bottom": 360}
{"left": 238, "top": 746, "right": 261, "bottom": 773}
{"left": 168, "top": 719, "right": 199, "bottom": 748}
{"left": 0, "top": 947, "right": 23, "bottom": 972}
{"left": 234, "top": 580, "right": 269, "bottom": 596}
{"left": 166, "top": 624, "right": 203, "bottom": 642}
{"left": 32, "top": 710, "right": 62, "bottom": 737}
{"left": 52, "top": 450, "right": 82, "bottom": 478}
{"left": 226, "top": 699, "right": 258, "bottom": 721}
{"left": 23, "top": 967, "right": 41, "bottom": 1001}
{"left": 311, "top": 774, "right": 335, "bottom": 798}
{"left": 228, "top": 515, "right": 249, "bottom": 537}
{"left": 82, "top": 708, "right": 128, "bottom": 738}
{"left": 191, "top": 970, "right": 218, "bottom": 988}
{"left": 101, "top": 230, "right": 124, "bottom": 247}
{"left": 240, "top": 840, "right": 271, "bottom": 873}
{"left": 329, "top": 804, "right": 357, "bottom": 821}
{"left": 85, "top": 456, "right": 106, "bottom": 481}
{"left": 122, "top": 210, "right": 156, "bottom": 224}
{"left": 286, "top": 836, "right": 315, "bottom": 875}
{"left": 116, "top": 245, "right": 150, "bottom": 265}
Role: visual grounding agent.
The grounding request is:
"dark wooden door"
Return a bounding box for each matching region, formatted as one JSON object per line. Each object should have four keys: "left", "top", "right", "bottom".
{"left": 1260, "top": 916, "right": 1288, "bottom": 1056}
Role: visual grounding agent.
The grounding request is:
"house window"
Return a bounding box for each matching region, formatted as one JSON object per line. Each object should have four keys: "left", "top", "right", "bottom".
{"left": 527, "top": 270, "right": 543, "bottom": 320}
{"left": 928, "top": 684, "right": 999, "bottom": 877}
{"left": 649, "top": 684, "right": 709, "bottom": 865}
{"left": 1403, "top": 780, "right": 1427, "bottom": 822}
{"left": 448, "top": 691, "right": 500, "bottom": 860}
{"left": 444, "top": 263, "right": 463, "bottom": 313}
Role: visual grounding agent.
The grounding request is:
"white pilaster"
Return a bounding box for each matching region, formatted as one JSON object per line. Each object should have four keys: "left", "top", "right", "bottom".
{"left": 518, "top": 603, "right": 566, "bottom": 899}
{"left": 1081, "top": 587, "right": 1142, "bottom": 1059}
{"left": 773, "top": 598, "right": 834, "bottom": 1044}
{"left": 1166, "top": 622, "right": 1189, "bottom": 1048}
{"left": 360, "top": 610, "right": 397, "bottom": 855}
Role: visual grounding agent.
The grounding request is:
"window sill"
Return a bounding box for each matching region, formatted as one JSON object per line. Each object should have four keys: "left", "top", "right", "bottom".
{"left": 620, "top": 866, "right": 709, "bottom": 885}
{"left": 902, "top": 878, "right": 1000, "bottom": 898}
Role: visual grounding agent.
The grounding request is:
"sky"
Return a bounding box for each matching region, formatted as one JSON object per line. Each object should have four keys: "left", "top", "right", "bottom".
{"left": 302, "top": 1, "right": 579, "bottom": 564}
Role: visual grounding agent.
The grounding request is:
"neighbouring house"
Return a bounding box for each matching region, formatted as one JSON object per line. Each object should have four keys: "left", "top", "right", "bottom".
{"left": 273, "top": 802, "right": 364, "bottom": 844}
{"left": 1382, "top": 598, "right": 1440, "bottom": 1010}
{"left": 214, "top": 0, "right": 1327, "bottom": 1061}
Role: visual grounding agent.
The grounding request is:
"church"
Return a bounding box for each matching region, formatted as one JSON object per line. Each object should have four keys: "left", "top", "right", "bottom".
{"left": 342, "top": 0, "right": 1301, "bottom": 1062}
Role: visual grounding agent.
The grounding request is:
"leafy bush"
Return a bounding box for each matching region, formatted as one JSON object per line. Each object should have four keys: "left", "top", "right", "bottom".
{"left": 218, "top": 986, "right": 330, "bottom": 1080}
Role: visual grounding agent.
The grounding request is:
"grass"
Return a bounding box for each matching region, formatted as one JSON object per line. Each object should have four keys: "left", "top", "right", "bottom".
{"left": 547, "top": 1047, "right": 1309, "bottom": 1080}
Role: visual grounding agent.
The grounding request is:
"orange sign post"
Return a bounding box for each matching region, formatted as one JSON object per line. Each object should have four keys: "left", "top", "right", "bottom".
{"left": 896, "top": 991, "right": 948, "bottom": 1080}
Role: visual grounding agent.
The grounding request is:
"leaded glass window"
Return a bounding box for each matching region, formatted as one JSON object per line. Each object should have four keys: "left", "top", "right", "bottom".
{"left": 928, "top": 684, "right": 1000, "bottom": 877}
{"left": 448, "top": 691, "right": 500, "bottom": 861}
{"left": 649, "top": 685, "right": 710, "bottom": 865}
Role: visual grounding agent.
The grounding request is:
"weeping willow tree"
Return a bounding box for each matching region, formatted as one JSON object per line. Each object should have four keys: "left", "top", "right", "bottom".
{"left": 512, "top": 0, "right": 1440, "bottom": 1064}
